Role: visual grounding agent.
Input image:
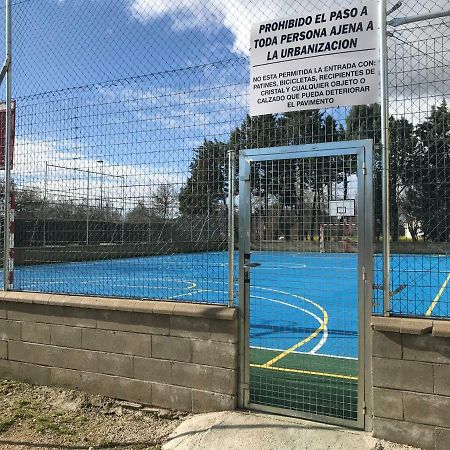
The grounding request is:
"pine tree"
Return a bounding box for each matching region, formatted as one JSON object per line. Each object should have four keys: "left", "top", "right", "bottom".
{"left": 345, "top": 103, "right": 416, "bottom": 241}
{"left": 178, "top": 140, "right": 228, "bottom": 217}
{"left": 411, "top": 100, "right": 450, "bottom": 241}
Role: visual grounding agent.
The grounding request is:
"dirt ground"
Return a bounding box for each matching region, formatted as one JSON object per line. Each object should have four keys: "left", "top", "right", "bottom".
{"left": 0, "top": 378, "right": 187, "bottom": 450}
{"left": 0, "top": 379, "right": 420, "bottom": 450}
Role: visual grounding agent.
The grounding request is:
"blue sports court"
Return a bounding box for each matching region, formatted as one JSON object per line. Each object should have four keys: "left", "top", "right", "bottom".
{"left": 12, "top": 250, "right": 450, "bottom": 361}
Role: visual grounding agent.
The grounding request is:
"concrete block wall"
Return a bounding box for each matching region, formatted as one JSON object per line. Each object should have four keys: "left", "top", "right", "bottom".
{"left": 0, "top": 292, "right": 238, "bottom": 413}
{"left": 372, "top": 316, "right": 450, "bottom": 450}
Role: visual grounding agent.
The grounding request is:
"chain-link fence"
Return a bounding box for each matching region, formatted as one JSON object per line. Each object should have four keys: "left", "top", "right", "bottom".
{"left": 0, "top": 0, "right": 448, "bottom": 314}
{"left": 379, "top": 0, "right": 449, "bottom": 318}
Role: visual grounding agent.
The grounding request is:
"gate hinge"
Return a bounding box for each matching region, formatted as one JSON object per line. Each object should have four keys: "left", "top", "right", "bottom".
{"left": 362, "top": 400, "right": 366, "bottom": 415}
{"left": 362, "top": 161, "right": 367, "bottom": 175}
{"left": 362, "top": 267, "right": 366, "bottom": 281}
{"left": 240, "top": 383, "right": 250, "bottom": 406}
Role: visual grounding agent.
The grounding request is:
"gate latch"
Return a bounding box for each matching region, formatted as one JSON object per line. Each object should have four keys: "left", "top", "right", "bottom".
{"left": 243, "top": 262, "right": 261, "bottom": 269}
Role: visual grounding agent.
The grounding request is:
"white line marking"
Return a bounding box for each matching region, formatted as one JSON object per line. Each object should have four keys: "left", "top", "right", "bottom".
{"left": 310, "top": 327, "right": 328, "bottom": 354}
{"left": 188, "top": 283, "right": 329, "bottom": 355}
{"left": 250, "top": 345, "right": 357, "bottom": 360}
{"left": 169, "top": 289, "right": 206, "bottom": 300}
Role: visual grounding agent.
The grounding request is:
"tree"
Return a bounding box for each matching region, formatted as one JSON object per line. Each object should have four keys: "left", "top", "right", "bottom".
{"left": 152, "top": 184, "right": 176, "bottom": 220}
{"left": 400, "top": 188, "right": 422, "bottom": 241}
{"left": 229, "top": 114, "right": 280, "bottom": 239}
{"left": 346, "top": 104, "right": 383, "bottom": 239}
{"left": 346, "top": 103, "right": 416, "bottom": 241}
{"left": 409, "top": 100, "right": 450, "bottom": 241}
{"left": 180, "top": 111, "right": 345, "bottom": 241}
{"left": 12, "top": 183, "right": 121, "bottom": 223}
{"left": 14, "top": 186, "right": 46, "bottom": 219}
{"left": 279, "top": 110, "right": 344, "bottom": 240}
{"left": 389, "top": 116, "right": 416, "bottom": 241}
{"left": 178, "top": 140, "right": 228, "bottom": 217}
{"left": 126, "top": 200, "right": 155, "bottom": 223}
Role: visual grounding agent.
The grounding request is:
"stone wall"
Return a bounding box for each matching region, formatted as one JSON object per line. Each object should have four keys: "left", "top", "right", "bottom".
{"left": 372, "top": 316, "right": 450, "bottom": 450}
{"left": 0, "top": 292, "right": 238, "bottom": 413}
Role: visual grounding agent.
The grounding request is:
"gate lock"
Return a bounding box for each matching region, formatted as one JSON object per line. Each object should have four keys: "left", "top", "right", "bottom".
{"left": 243, "top": 254, "right": 261, "bottom": 284}
{"left": 243, "top": 262, "right": 261, "bottom": 269}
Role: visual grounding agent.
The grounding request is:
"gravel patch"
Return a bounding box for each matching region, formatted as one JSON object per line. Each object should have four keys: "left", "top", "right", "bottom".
{"left": 0, "top": 378, "right": 187, "bottom": 450}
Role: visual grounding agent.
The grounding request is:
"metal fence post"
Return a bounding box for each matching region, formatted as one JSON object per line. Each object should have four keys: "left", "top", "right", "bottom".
{"left": 43, "top": 161, "right": 48, "bottom": 246}
{"left": 380, "top": 0, "right": 391, "bottom": 316}
{"left": 228, "top": 147, "right": 235, "bottom": 307}
{"left": 86, "top": 171, "right": 90, "bottom": 245}
{"left": 3, "top": 0, "right": 12, "bottom": 290}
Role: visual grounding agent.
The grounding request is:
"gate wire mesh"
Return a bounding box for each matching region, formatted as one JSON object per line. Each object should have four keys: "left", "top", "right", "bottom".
{"left": 248, "top": 155, "right": 360, "bottom": 420}
{"left": 0, "top": 0, "right": 447, "bottom": 315}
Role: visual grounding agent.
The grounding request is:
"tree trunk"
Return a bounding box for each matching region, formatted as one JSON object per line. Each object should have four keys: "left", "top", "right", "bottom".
{"left": 343, "top": 172, "right": 348, "bottom": 200}
{"left": 311, "top": 190, "right": 317, "bottom": 241}
{"left": 297, "top": 183, "right": 305, "bottom": 241}
{"left": 264, "top": 192, "right": 269, "bottom": 241}
{"left": 390, "top": 176, "right": 399, "bottom": 242}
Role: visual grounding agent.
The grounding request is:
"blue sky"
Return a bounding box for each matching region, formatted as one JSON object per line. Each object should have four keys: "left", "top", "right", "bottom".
{"left": 9, "top": 0, "right": 254, "bottom": 207}
{"left": 12, "top": 0, "right": 242, "bottom": 95}
{"left": 5, "top": 0, "right": 448, "bottom": 209}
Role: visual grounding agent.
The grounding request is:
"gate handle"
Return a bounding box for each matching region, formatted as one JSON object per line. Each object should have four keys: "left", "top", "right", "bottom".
{"left": 243, "top": 262, "right": 261, "bottom": 269}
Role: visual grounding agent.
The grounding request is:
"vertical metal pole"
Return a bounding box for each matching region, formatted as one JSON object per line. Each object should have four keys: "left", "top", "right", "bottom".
{"left": 100, "top": 169, "right": 103, "bottom": 210}
{"left": 148, "top": 188, "right": 151, "bottom": 243}
{"left": 43, "top": 161, "right": 48, "bottom": 246}
{"left": 98, "top": 160, "right": 103, "bottom": 210}
{"left": 380, "top": 0, "right": 391, "bottom": 315}
{"left": 121, "top": 176, "right": 125, "bottom": 244}
{"left": 3, "top": 0, "right": 12, "bottom": 290}
{"left": 228, "top": 148, "right": 235, "bottom": 307}
{"left": 238, "top": 154, "right": 251, "bottom": 408}
{"left": 86, "top": 171, "right": 90, "bottom": 245}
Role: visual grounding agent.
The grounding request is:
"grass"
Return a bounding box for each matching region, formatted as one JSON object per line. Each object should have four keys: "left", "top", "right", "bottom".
{"left": 0, "top": 417, "right": 16, "bottom": 433}
{"left": 35, "top": 415, "right": 72, "bottom": 435}
{"left": 0, "top": 397, "right": 74, "bottom": 436}
{"left": 0, "top": 379, "right": 180, "bottom": 449}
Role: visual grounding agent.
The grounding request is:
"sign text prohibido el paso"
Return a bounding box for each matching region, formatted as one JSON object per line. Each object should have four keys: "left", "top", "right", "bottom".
{"left": 250, "top": 1, "right": 380, "bottom": 116}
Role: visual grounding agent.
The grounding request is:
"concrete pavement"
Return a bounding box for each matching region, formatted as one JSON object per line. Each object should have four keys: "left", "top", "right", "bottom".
{"left": 163, "top": 411, "right": 419, "bottom": 450}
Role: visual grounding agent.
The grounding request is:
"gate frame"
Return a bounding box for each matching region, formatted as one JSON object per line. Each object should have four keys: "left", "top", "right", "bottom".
{"left": 237, "top": 140, "right": 373, "bottom": 431}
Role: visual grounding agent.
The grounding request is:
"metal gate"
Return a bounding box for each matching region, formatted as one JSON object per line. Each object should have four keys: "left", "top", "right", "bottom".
{"left": 238, "top": 140, "right": 373, "bottom": 429}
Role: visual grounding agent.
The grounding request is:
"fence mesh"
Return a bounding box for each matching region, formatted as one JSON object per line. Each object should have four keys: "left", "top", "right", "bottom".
{"left": 247, "top": 154, "right": 360, "bottom": 419}
{"left": 0, "top": 0, "right": 448, "bottom": 315}
{"left": 379, "top": 0, "right": 450, "bottom": 318}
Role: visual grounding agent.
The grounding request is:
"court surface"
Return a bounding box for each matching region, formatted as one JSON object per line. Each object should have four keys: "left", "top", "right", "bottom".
{"left": 13, "top": 250, "right": 450, "bottom": 327}
{"left": 12, "top": 250, "right": 450, "bottom": 419}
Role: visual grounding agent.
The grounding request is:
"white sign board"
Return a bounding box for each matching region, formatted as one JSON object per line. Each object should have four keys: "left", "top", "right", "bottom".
{"left": 250, "top": 2, "right": 380, "bottom": 116}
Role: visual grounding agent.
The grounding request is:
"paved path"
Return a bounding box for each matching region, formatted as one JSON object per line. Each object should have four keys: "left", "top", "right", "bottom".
{"left": 163, "top": 411, "right": 418, "bottom": 450}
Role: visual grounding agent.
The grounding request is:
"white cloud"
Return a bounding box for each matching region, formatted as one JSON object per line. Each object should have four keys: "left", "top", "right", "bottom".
{"left": 129, "top": 0, "right": 450, "bottom": 57}
{"left": 98, "top": 83, "right": 248, "bottom": 142}
{"left": 12, "top": 137, "right": 184, "bottom": 211}
{"left": 129, "top": 0, "right": 312, "bottom": 54}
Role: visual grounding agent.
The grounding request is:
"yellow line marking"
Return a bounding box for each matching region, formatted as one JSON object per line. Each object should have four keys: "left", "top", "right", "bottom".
{"left": 250, "top": 363, "right": 358, "bottom": 381}
{"left": 425, "top": 273, "right": 450, "bottom": 316}
{"left": 262, "top": 306, "right": 329, "bottom": 368}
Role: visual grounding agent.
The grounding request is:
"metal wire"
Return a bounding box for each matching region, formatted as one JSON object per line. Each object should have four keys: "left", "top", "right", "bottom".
{"left": 247, "top": 155, "right": 359, "bottom": 420}
{"left": 381, "top": 1, "right": 450, "bottom": 318}
{"left": 0, "top": 0, "right": 446, "bottom": 315}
